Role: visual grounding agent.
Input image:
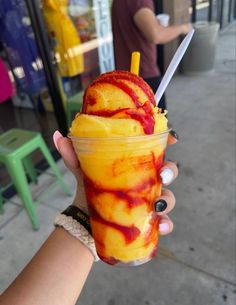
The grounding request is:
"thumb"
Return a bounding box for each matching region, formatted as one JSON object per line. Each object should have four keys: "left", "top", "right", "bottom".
{"left": 53, "top": 131, "right": 80, "bottom": 172}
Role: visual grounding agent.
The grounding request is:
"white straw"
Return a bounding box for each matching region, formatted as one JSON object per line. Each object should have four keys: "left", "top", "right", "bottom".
{"left": 155, "top": 29, "right": 195, "bottom": 106}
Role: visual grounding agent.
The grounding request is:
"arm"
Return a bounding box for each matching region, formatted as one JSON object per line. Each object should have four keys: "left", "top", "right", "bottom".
{"left": 133, "top": 8, "right": 192, "bottom": 44}
{"left": 0, "top": 131, "right": 179, "bottom": 305}
{"left": 0, "top": 228, "right": 93, "bottom": 305}
{"left": 0, "top": 135, "right": 94, "bottom": 305}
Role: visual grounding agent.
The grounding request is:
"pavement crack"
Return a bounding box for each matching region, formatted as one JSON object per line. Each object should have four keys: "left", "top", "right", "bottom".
{"left": 157, "top": 247, "right": 236, "bottom": 287}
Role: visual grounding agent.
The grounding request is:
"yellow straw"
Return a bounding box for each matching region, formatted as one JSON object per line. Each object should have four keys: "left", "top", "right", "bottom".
{"left": 130, "top": 52, "right": 140, "bottom": 75}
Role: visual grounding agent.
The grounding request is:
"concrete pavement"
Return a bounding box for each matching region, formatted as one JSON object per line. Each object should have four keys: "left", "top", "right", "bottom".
{"left": 0, "top": 23, "right": 235, "bottom": 305}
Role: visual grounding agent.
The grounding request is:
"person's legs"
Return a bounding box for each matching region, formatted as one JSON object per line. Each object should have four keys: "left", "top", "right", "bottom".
{"left": 0, "top": 98, "right": 17, "bottom": 131}
{"left": 144, "top": 76, "right": 167, "bottom": 110}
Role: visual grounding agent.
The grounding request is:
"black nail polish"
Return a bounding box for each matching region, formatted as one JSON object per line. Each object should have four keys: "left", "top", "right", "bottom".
{"left": 170, "top": 130, "right": 179, "bottom": 140}
{"left": 154, "top": 199, "right": 167, "bottom": 212}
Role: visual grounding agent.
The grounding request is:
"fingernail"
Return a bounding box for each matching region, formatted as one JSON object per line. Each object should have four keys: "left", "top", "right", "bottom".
{"left": 159, "top": 222, "right": 170, "bottom": 233}
{"left": 170, "top": 130, "right": 179, "bottom": 140}
{"left": 160, "top": 168, "right": 174, "bottom": 185}
{"left": 154, "top": 199, "right": 167, "bottom": 212}
{"left": 167, "top": 160, "right": 180, "bottom": 168}
{"left": 53, "top": 130, "right": 63, "bottom": 151}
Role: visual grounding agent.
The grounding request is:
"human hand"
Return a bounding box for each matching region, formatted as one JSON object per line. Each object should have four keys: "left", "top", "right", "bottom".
{"left": 181, "top": 23, "right": 193, "bottom": 35}
{"left": 53, "top": 130, "right": 89, "bottom": 213}
{"left": 53, "top": 130, "right": 179, "bottom": 235}
{"left": 156, "top": 130, "right": 179, "bottom": 235}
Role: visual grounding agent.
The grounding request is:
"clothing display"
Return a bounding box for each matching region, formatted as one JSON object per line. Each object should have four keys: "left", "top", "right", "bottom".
{"left": 0, "top": 58, "right": 14, "bottom": 103}
{"left": 0, "top": 0, "right": 46, "bottom": 96}
{"left": 42, "top": 0, "right": 84, "bottom": 77}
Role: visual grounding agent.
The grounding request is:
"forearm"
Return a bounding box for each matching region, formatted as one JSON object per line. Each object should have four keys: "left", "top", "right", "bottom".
{"left": 0, "top": 228, "right": 94, "bottom": 305}
{"left": 153, "top": 25, "right": 183, "bottom": 44}
{"left": 133, "top": 8, "right": 188, "bottom": 45}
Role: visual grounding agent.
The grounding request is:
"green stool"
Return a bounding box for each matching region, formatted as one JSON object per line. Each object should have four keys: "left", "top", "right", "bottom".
{"left": 66, "top": 91, "right": 84, "bottom": 128}
{"left": 0, "top": 187, "right": 4, "bottom": 214}
{"left": 0, "top": 128, "right": 71, "bottom": 230}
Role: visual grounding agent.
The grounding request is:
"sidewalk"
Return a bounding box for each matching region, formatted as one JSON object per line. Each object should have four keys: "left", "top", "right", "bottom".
{"left": 0, "top": 24, "right": 235, "bottom": 305}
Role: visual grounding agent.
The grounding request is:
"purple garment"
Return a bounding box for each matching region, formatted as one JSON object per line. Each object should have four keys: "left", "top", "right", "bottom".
{"left": 112, "top": 0, "right": 160, "bottom": 78}
{"left": 0, "top": 0, "right": 46, "bottom": 95}
{"left": 0, "top": 58, "right": 14, "bottom": 103}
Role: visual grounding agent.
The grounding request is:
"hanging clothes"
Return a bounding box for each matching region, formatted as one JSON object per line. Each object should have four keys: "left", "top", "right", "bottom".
{"left": 0, "top": 58, "right": 15, "bottom": 103}
{"left": 42, "top": 0, "right": 84, "bottom": 77}
{"left": 0, "top": 0, "right": 46, "bottom": 96}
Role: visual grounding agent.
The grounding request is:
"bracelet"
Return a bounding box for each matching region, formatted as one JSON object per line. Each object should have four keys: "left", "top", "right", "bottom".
{"left": 54, "top": 205, "right": 100, "bottom": 262}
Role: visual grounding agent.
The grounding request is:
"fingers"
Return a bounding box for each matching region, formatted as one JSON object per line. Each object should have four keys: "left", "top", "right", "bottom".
{"left": 167, "top": 130, "right": 179, "bottom": 145}
{"left": 53, "top": 130, "right": 80, "bottom": 172}
{"left": 158, "top": 131, "right": 178, "bottom": 235}
{"left": 154, "top": 189, "right": 176, "bottom": 235}
{"left": 159, "top": 215, "right": 174, "bottom": 235}
{"left": 160, "top": 161, "right": 178, "bottom": 185}
{"left": 154, "top": 189, "right": 176, "bottom": 215}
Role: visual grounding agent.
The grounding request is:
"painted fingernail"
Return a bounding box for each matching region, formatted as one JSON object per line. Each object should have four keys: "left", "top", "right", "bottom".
{"left": 154, "top": 199, "right": 167, "bottom": 212}
{"left": 160, "top": 168, "right": 174, "bottom": 184}
{"left": 170, "top": 130, "right": 179, "bottom": 140}
{"left": 167, "top": 160, "right": 180, "bottom": 168}
{"left": 159, "top": 222, "right": 170, "bottom": 233}
{"left": 53, "top": 130, "right": 63, "bottom": 151}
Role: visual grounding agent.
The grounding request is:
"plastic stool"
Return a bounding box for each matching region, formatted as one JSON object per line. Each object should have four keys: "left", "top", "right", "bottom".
{"left": 66, "top": 91, "right": 83, "bottom": 128}
{"left": 0, "top": 156, "right": 37, "bottom": 214}
{"left": 0, "top": 128, "right": 71, "bottom": 230}
{"left": 0, "top": 189, "right": 4, "bottom": 214}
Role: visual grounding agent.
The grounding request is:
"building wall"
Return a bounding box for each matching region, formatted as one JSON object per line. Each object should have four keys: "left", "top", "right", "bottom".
{"left": 163, "top": 0, "right": 191, "bottom": 71}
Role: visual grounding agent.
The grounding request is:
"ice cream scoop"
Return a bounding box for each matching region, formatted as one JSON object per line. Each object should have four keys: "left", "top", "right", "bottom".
{"left": 70, "top": 71, "right": 168, "bottom": 137}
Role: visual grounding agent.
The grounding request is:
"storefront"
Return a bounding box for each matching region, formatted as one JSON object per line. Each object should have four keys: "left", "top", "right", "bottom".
{"left": 191, "top": 0, "right": 236, "bottom": 27}
{"left": 0, "top": 0, "right": 115, "bottom": 146}
{"left": 0, "top": 0, "right": 235, "bottom": 144}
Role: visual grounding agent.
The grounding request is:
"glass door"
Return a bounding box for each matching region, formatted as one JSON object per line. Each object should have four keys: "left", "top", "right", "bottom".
{"left": 37, "top": 0, "right": 115, "bottom": 127}
{"left": 0, "top": 0, "right": 115, "bottom": 138}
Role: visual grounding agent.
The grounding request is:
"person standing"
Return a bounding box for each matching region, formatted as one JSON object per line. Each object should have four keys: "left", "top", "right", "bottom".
{"left": 112, "top": 0, "right": 192, "bottom": 110}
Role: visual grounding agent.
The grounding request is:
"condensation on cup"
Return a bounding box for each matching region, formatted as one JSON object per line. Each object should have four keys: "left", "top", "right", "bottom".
{"left": 156, "top": 14, "right": 170, "bottom": 27}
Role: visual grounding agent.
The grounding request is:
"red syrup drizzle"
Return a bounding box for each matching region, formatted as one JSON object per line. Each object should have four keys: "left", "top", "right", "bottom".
{"left": 99, "top": 256, "right": 120, "bottom": 266}
{"left": 100, "top": 216, "right": 159, "bottom": 265}
{"left": 152, "top": 152, "right": 165, "bottom": 173}
{"left": 125, "top": 101, "right": 155, "bottom": 135}
{"left": 82, "top": 151, "right": 164, "bottom": 265}
{"left": 83, "top": 175, "right": 161, "bottom": 244}
{"left": 89, "top": 205, "right": 140, "bottom": 244}
{"left": 150, "top": 245, "right": 158, "bottom": 258}
{"left": 83, "top": 177, "right": 140, "bottom": 244}
{"left": 94, "top": 71, "right": 156, "bottom": 106}
{"left": 83, "top": 107, "right": 130, "bottom": 117}
{"left": 83, "top": 175, "right": 156, "bottom": 209}
{"left": 83, "top": 152, "right": 164, "bottom": 244}
{"left": 82, "top": 72, "right": 157, "bottom": 134}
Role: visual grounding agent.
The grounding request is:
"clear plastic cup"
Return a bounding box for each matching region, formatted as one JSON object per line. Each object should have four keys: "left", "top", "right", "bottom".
{"left": 156, "top": 14, "right": 170, "bottom": 27}
{"left": 70, "top": 130, "right": 170, "bottom": 266}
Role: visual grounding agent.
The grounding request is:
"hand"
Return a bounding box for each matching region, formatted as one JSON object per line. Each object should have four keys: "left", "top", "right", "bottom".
{"left": 53, "top": 130, "right": 89, "bottom": 213}
{"left": 156, "top": 130, "right": 179, "bottom": 235}
{"left": 53, "top": 130, "right": 179, "bottom": 235}
{"left": 181, "top": 23, "right": 193, "bottom": 35}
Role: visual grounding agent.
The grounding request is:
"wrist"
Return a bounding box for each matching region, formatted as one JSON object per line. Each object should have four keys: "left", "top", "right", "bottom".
{"left": 73, "top": 185, "right": 89, "bottom": 214}
{"left": 179, "top": 24, "right": 185, "bottom": 35}
{"left": 180, "top": 23, "right": 191, "bottom": 35}
{"left": 54, "top": 205, "right": 99, "bottom": 261}
{"left": 54, "top": 226, "right": 94, "bottom": 261}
